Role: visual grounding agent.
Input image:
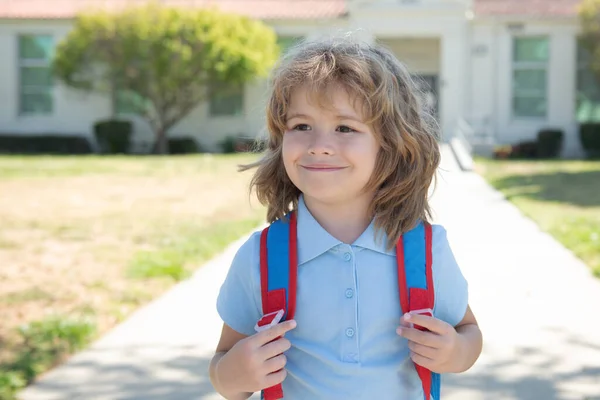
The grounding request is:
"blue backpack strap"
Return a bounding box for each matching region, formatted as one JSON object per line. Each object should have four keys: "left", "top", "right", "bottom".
{"left": 397, "top": 221, "right": 439, "bottom": 400}
{"left": 258, "top": 211, "right": 298, "bottom": 400}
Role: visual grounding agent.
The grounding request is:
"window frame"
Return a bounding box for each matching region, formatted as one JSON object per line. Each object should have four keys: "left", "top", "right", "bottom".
{"left": 208, "top": 81, "right": 245, "bottom": 117}
{"left": 18, "top": 34, "right": 55, "bottom": 116}
{"left": 511, "top": 35, "right": 550, "bottom": 120}
{"left": 575, "top": 37, "right": 600, "bottom": 123}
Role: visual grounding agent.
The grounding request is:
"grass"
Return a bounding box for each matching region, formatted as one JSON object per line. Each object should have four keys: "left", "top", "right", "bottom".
{"left": 0, "top": 153, "right": 266, "bottom": 399}
{"left": 474, "top": 158, "right": 600, "bottom": 277}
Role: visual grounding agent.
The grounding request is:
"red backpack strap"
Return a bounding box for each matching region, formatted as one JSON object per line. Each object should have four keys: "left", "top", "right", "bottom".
{"left": 397, "top": 221, "right": 436, "bottom": 400}
{"left": 258, "top": 211, "right": 298, "bottom": 400}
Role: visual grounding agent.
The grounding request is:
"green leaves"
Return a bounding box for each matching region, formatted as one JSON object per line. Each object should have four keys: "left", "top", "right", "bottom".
{"left": 580, "top": 0, "right": 600, "bottom": 82}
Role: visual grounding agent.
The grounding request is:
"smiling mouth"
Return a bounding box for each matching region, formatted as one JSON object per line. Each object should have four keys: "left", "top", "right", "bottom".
{"left": 301, "top": 165, "right": 347, "bottom": 172}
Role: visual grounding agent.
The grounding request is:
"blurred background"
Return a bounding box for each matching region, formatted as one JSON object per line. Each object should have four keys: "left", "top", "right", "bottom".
{"left": 0, "top": 0, "right": 599, "bottom": 399}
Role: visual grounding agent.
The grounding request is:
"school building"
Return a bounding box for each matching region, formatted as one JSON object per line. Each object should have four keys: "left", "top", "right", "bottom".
{"left": 0, "top": 0, "right": 593, "bottom": 156}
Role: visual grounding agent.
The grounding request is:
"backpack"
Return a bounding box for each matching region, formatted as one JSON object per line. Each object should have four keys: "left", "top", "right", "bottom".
{"left": 255, "top": 211, "right": 440, "bottom": 400}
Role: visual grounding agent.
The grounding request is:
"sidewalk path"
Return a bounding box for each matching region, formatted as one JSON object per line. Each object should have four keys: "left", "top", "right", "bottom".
{"left": 19, "top": 145, "right": 600, "bottom": 400}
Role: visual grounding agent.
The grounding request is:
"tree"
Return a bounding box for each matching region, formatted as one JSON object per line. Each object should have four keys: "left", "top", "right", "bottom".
{"left": 580, "top": 0, "right": 600, "bottom": 84}
{"left": 53, "top": 2, "right": 279, "bottom": 154}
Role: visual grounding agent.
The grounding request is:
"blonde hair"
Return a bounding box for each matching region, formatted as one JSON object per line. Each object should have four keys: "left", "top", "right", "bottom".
{"left": 241, "top": 35, "right": 440, "bottom": 250}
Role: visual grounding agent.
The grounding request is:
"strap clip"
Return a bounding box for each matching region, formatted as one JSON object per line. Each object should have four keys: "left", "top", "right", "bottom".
{"left": 255, "top": 309, "right": 284, "bottom": 333}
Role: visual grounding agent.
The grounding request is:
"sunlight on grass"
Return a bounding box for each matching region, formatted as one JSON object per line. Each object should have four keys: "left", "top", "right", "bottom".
{"left": 0, "top": 153, "right": 266, "bottom": 398}
{"left": 475, "top": 158, "right": 600, "bottom": 277}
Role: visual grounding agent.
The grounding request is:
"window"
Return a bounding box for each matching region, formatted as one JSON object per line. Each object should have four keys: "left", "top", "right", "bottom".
{"left": 116, "top": 89, "right": 149, "bottom": 115}
{"left": 576, "top": 38, "right": 600, "bottom": 122}
{"left": 512, "top": 36, "right": 549, "bottom": 118}
{"left": 209, "top": 81, "right": 244, "bottom": 117}
{"left": 277, "top": 36, "right": 302, "bottom": 55}
{"left": 19, "top": 35, "right": 54, "bottom": 115}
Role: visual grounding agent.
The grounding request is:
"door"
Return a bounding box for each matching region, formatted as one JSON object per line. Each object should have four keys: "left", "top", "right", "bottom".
{"left": 412, "top": 74, "right": 439, "bottom": 121}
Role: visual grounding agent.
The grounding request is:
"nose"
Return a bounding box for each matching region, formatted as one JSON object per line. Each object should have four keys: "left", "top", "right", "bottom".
{"left": 307, "top": 131, "right": 335, "bottom": 156}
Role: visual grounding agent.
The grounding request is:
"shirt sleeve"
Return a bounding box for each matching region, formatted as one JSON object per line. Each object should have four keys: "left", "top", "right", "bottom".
{"left": 216, "top": 231, "right": 263, "bottom": 336}
{"left": 431, "top": 224, "right": 469, "bottom": 327}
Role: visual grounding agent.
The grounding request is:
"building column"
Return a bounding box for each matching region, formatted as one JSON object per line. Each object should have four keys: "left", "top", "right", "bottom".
{"left": 549, "top": 29, "right": 580, "bottom": 157}
{"left": 440, "top": 23, "right": 469, "bottom": 141}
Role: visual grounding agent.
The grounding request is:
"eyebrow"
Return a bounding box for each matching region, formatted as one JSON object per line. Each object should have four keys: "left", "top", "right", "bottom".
{"left": 286, "top": 112, "right": 364, "bottom": 123}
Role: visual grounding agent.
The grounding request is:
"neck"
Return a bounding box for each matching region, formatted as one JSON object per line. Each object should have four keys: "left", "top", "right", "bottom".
{"left": 302, "top": 194, "right": 374, "bottom": 244}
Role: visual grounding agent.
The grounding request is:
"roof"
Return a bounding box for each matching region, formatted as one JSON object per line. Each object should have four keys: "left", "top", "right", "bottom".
{"left": 0, "top": 0, "right": 582, "bottom": 20}
{"left": 0, "top": 0, "right": 347, "bottom": 20}
{"left": 473, "top": 0, "right": 581, "bottom": 17}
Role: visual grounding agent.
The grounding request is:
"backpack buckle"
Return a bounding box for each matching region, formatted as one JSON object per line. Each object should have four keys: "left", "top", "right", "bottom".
{"left": 255, "top": 309, "right": 285, "bottom": 333}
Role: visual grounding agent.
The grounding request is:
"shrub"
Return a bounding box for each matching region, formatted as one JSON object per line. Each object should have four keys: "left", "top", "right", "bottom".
{"left": 580, "top": 122, "right": 600, "bottom": 158}
{"left": 220, "top": 136, "right": 236, "bottom": 153}
{"left": 510, "top": 140, "right": 538, "bottom": 159}
{"left": 93, "top": 120, "right": 132, "bottom": 154}
{"left": 537, "top": 129, "right": 563, "bottom": 158}
{"left": 220, "top": 136, "right": 266, "bottom": 153}
{"left": 168, "top": 137, "right": 201, "bottom": 154}
{"left": 493, "top": 145, "right": 513, "bottom": 159}
{"left": 0, "top": 135, "right": 93, "bottom": 154}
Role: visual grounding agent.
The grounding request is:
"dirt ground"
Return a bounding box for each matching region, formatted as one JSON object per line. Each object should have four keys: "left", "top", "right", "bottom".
{"left": 0, "top": 154, "right": 265, "bottom": 364}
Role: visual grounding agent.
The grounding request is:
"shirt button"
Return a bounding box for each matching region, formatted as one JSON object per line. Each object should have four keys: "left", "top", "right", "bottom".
{"left": 345, "top": 288, "right": 354, "bottom": 298}
{"left": 345, "top": 328, "right": 355, "bottom": 338}
{"left": 343, "top": 252, "right": 352, "bottom": 261}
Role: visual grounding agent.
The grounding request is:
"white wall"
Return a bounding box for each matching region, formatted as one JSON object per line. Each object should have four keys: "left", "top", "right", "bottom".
{"left": 469, "top": 18, "right": 583, "bottom": 157}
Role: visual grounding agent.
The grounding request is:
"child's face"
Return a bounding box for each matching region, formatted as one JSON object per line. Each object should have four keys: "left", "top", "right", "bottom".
{"left": 282, "top": 84, "right": 379, "bottom": 206}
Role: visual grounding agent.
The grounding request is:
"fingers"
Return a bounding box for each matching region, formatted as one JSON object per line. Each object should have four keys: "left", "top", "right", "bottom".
{"left": 403, "top": 313, "right": 450, "bottom": 335}
{"left": 260, "top": 337, "right": 292, "bottom": 360}
{"left": 410, "top": 351, "right": 434, "bottom": 369}
{"left": 256, "top": 320, "right": 297, "bottom": 346}
{"left": 397, "top": 326, "right": 440, "bottom": 347}
{"left": 408, "top": 341, "right": 437, "bottom": 359}
{"left": 264, "top": 368, "right": 287, "bottom": 388}
{"left": 264, "top": 353, "right": 287, "bottom": 374}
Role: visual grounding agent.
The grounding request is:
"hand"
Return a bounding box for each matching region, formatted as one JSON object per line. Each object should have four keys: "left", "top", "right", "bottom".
{"left": 396, "top": 313, "right": 460, "bottom": 373}
{"left": 216, "top": 320, "right": 297, "bottom": 393}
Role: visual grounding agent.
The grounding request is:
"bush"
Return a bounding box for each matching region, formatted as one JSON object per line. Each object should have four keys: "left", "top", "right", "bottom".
{"left": 220, "top": 136, "right": 266, "bottom": 153}
{"left": 0, "top": 135, "right": 93, "bottom": 154}
{"left": 93, "top": 119, "right": 132, "bottom": 154}
{"left": 510, "top": 140, "right": 538, "bottom": 159}
{"left": 220, "top": 136, "right": 236, "bottom": 153}
{"left": 580, "top": 123, "right": 600, "bottom": 158}
{"left": 168, "top": 137, "right": 201, "bottom": 154}
{"left": 537, "top": 129, "right": 563, "bottom": 158}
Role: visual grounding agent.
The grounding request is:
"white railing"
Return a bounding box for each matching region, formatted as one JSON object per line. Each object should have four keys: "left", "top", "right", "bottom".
{"left": 454, "top": 117, "right": 475, "bottom": 154}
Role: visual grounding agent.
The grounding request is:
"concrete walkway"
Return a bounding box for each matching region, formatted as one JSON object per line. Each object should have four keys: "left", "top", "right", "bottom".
{"left": 19, "top": 146, "right": 600, "bottom": 400}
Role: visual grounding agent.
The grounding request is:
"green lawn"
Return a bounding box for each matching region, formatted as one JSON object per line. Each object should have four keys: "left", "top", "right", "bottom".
{"left": 475, "top": 158, "right": 600, "bottom": 277}
{"left": 0, "top": 154, "right": 265, "bottom": 399}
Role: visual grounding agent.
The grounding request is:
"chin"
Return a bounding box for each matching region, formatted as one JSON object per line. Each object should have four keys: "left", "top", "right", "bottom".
{"left": 301, "top": 188, "right": 353, "bottom": 205}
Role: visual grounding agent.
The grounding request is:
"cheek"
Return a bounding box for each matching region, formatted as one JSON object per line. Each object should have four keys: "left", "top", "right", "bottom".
{"left": 281, "top": 134, "right": 299, "bottom": 173}
{"left": 346, "top": 137, "right": 379, "bottom": 167}
{"left": 282, "top": 134, "right": 303, "bottom": 161}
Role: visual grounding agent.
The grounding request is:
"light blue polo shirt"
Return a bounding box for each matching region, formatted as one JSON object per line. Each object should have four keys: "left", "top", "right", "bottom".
{"left": 216, "top": 196, "right": 468, "bottom": 400}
